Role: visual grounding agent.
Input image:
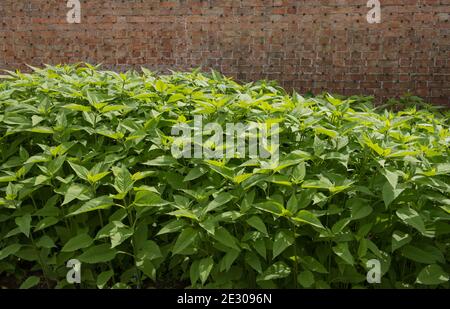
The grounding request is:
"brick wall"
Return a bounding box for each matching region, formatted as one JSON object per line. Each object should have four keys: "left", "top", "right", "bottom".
{"left": 0, "top": 1, "right": 449, "bottom": 105}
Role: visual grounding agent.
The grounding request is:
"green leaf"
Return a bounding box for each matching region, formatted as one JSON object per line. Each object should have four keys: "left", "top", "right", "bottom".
{"left": 198, "top": 257, "right": 214, "bottom": 285}
{"left": 299, "top": 256, "right": 328, "bottom": 274}
{"left": 291, "top": 163, "right": 306, "bottom": 182}
{"left": 401, "top": 245, "right": 444, "bottom": 264}
{"left": 416, "top": 264, "right": 449, "bottom": 285}
{"left": 254, "top": 200, "right": 285, "bottom": 216}
{"left": 101, "top": 105, "right": 128, "bottom": 113}
{"left": 350, "top": 203, "right": 373, "bottom": 220}
{"left": 286, "top": 193, "right": 299, "bottom": 214}
{"left": 242, "top": 174, "right": 267, "bottom": 190}
{"left": 0, "top": 244, "right": 22, "bottom": 260}
{"left": 68, "top": 161, "right": 89, "bottom": 181}
{"left": 396, "top": 207, "right": 426, "bottom": 235}
{"left": 172, "top": 228, "right": 198, "bottom": 255}
{"left": 62, "top": 183, "right": 91, "bottom": 205}
{"left": 257, "top": 262, "right": 291, "bottom": 281}
{"left": 246, "top": 216, "right": 268, "bottom": 235}
{"left": 183, "top": 166, "right": 206, "bottom": 182}
{"left": 302, "top": 178, "right": 332, "bottom": 190}
{"left": 267, "top": 175, "right": 292, "bottom": 186}
{"left": 34, "top": 217, "right": 59, "bottom": 231}
{"left": 253, "top": 238, "right": 266, "bottom": 260}
{"left": 219, "top": 249, "right": 240, "bottom": 272}
{"left": 78, "top": 244, "right": 117, "bottom": 263}
{"left": 167, "top": 93, "right": 185, "bottom": 103}
{"left": 137, "top": 240, "right": 162, "bottom": 261}
{"left": 112, "top": 166, "right": 134, "bottom": 195}
{"left": 333, "top": 243, "right": 354, "bottom": 265}
{"left": 87, "top": 171, "right": 110, "bottom": 184}
{"left": 62, "top": 234, "right": 94, "bottom": 252}
{"left": 168, "top": 209, "right": 198, "bottom": 221}
{"left": 297, "top": 270, "right": 315, "bottom": 288}
{"left": 24, "top": 155, "right": 51, "bottom": 165}
{"left": 213, "top": 227, "right": 240, "bottom": 251}
{"left": 95, "top": 222, "right": 116, "bottom": 239}
{"left": 205, "top": 160, "right": 234, "bottom": 180}
{"left": 382, "top": 182, "right": 404, "bottom": 207}
{"left": 68, "top": 196, "right": 114, "bottom": 216}
{"left": 273, "top": 230, "right": 294, "bottom": 259}
{"left": 155, "top": 79, "right": 167, "bottom": 92}
{"left": 190, "top": 260, "right": 200, "bottom": 285}
{"left": 19, "top": 276, "right": 40, "bottom": 289}
{"left": 0, "top": 175, "right": 17, "bottom": 183}
{"left": 28, "top": 127, "right": 54, "bottom": 134}
{"left": 204, "top": 192, "right": 233, "bottom": 213}
{"left": 332, "top": 218, "right": 351, "bottom": 234}
{"left": 133, "top": 190, "right": 166, "bottom": 207}
{"left": 132, "top": 171, "right": 157, "bottom": 181}
{"left": 109, "top": 222, "right": 133, "bottom": 248}
{"left": 63, "top": 103, "right": 91, "bottom": 112}
{"left": 15, "top": 214, "right": 31, "bottom": 237}
{"left": 143, "top": 156, "right": 178, "bottom": 167}
{"left": 97, "top": 270, "right": 114, "bottom": 289}
{"left": 314, "top": 126, "right": 338, "bottom": 138}
{"left": 137, "top": 259, "right": 156, "bottom": 281}
{"left": 363, "top": 136, "right": 387, "bottom": 156}
{"left": 293, "top": 210, "right": 324, "bottom": 229}
{"left": 36, "top": 235, "right": 55, "bottom": 249}
{"left": 358, "top": 238, "right": 368, "bottom": 257}
{"left": 381, "top": 168, "right": 399, "bottom": 188}
{"left": 47, "top": 155, "right": 66, "bottom": 175}
{"left": 156, "top": 220, "right": 185, "bottom": 235}
{"left": 391, "top": 230, "right": 412, "bottom": 252}
{"left": 245, "top": 251, "right": 262, "bottom": 273}
{"left": 233, "top": 173, "right": 253, "bottom": 184}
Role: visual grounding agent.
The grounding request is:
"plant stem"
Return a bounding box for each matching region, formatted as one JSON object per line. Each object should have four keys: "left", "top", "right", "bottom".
{"left": 30, "top": 233, "right": 51, "bottom": 288}
{"left": 124, "top": 199, "right": 142, "bottom": 289}
{"left": 290, "top": 220, "right": 299, "bottom": 289}
{"left": 97, "top": 210, "right": 104, "bottom": 228}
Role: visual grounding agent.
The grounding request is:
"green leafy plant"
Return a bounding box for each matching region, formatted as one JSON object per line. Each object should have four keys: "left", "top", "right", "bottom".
{"left": 0, "top": 64, "right": 448, "bottom": 289}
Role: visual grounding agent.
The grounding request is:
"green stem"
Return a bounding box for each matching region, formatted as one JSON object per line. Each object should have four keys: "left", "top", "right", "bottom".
{"left": 30, "top": 233, "right": 51, "bottom": 288}
{"left": 124, "top": 199, "right": 142, "bottom": 289}
{"left": 290, "top": 220, "right": 299, "bottom": 289}
{"left": 97, "top": 210, "right": 104, "bottom": 229}
{"left": 326, "top": 213, "right": 332, "bottom": 284}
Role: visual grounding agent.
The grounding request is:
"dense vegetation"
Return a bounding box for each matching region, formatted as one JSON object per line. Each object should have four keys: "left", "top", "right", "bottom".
{"left": 0, "top": 64, "right": 449, "bottom": 289}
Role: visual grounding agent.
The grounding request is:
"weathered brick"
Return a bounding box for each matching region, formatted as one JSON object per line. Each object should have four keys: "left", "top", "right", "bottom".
{"left": 0, "top": 0, "right": 448, "bottom": 105}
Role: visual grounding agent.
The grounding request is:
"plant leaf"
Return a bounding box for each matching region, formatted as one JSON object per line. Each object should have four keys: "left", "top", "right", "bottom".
{"left": 198, "top": 257, "right": 214, "bottom": 285}
{"left": 293, "top": 210, "right": 324, "bottom": 229}
{"left": 68, "top": 196, "right": 114, "bottom": 216}
{"left": 172, "top": 228, "right": 198, "bottom": 255}
{"left": 19, "top": 276, "right": 40, "bottom": 289}
{"left": 62, "top": 234, "right": 94, "bottom": 252}
{"left": 273, "top": 230, "right": 294, "bottom": 259}
{"left": 78, "top": 244, "right": 117, "bottom": 263}
{"left": 333, "top": 243, "right": 354, "bottom": 265}
{"left": 416, "top": 264, "right": 449, "bottom": 285}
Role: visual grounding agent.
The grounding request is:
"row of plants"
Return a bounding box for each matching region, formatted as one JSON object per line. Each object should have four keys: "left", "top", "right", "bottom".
{"left": 0, "top": 64, "right": 449, "bottom": 288}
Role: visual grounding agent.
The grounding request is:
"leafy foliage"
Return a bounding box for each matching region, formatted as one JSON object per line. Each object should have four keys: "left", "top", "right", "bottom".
{"left": 0, "top": 64, "right": 449, "bottom": 289}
